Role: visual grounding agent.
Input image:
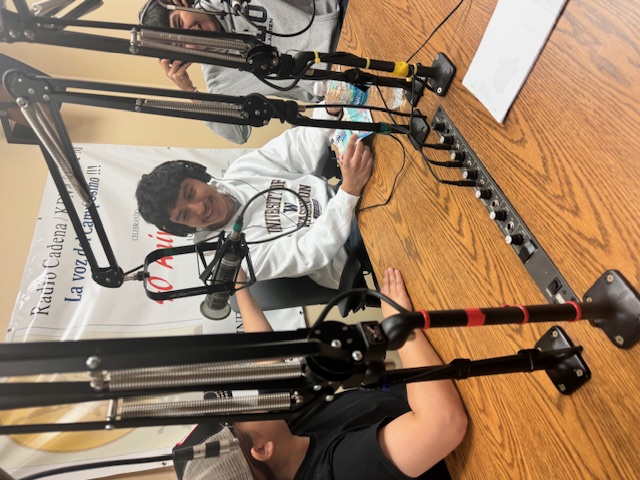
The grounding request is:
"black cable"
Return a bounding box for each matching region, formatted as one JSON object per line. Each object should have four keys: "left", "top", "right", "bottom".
{"left": 357, "top": 135, "right": 408, "bottom": 213}
{"left": 401, "top": 128, "right": 475, "bottom": 187}
{"left": 195, "top": 0, "right": 316, "bottom": 39}
{"left": 302, "top": 103, "right": 416, "bottom": 119}
{"left": 255, "top": 58, "right": 316, "bottom": 92}
{"left": 19, "top": 454, "right": 172, "bottom": 480}
{"left": 356, "top": 82, "right": 413, "bottom": 213}
{"left": 310, "top": 287, "right": 411, "bottom": 329}
{"left": 406, "top": 0, "right": 466, "bottom": 62}
{"left": 123, "top": 264, "right": 144, "bottom": 276}
{"left": 235, "top": 187, "right": 310, "bottom": 245}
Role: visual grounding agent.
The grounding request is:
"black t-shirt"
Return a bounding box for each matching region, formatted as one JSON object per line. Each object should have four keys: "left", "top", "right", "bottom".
{"left": 176, "top": 387, "right": 450, "bottom": 480}
{"left": 289, "top": 386, "right": 450, "bottom": 480}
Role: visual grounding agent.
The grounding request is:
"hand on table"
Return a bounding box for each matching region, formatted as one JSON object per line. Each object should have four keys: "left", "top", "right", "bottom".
{"left": 380, "top": 268, "right": 413, "bottom": 317}
{"left": 339, "top": 134, "right": 373, "bottom": 196}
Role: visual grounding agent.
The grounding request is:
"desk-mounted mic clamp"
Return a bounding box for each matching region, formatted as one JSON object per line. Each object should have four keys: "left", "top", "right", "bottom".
{"left": 584, "top": 270, "right": 640, "bottom": 349}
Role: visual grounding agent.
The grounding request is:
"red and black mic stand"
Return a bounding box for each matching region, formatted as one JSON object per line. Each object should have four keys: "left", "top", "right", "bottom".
{"left": 0, "top": 270, "right": 636, "bottom": 435}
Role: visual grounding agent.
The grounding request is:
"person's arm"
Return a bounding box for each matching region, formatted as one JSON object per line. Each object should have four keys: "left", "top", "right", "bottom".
{"left": 377, "top": 268, "right": 468, "bottom": 477}
{"left": 158, "top": 58, "right": 196, "bottom": 92}
{"left": 242, "top": 135, "right": 372, "bottom": 283}
{"left": 234, "top": 269, "right": 273, "bottom": 333}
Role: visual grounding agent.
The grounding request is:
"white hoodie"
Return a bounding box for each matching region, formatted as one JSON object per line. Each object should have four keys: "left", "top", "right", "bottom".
{"left": 195, "top": 109, "right": 356, "bottom": 289}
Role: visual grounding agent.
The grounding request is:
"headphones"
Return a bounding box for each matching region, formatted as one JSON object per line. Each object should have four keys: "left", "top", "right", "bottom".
{"left": 183, "top": 160, "right": 213, "bottom": 184}
{"left": 159, "top": 161, "right": 213, "bottom": 237}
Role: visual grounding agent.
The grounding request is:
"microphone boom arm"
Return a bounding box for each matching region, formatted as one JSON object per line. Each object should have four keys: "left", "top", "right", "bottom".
{"left": 0, "top": 310, "right": 591, "bottom": 435}
{"left": 0, "top": 0, "right": 456, "bottom": 96}
{"left": 0, "top": 65, "right": 423, "bottom": 288}
{"left": 1, "top": 268, "right": 638, "bottom": 435}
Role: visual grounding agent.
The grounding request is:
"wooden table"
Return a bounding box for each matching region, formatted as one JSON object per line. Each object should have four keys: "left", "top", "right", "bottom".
{"left": 339, "top": 0, "right": 640, "bottom": 478}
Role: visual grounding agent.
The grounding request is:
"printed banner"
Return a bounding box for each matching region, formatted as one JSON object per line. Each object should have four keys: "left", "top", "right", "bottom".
{"left": 3, "top": 143, "right": 305, "bottom": 478}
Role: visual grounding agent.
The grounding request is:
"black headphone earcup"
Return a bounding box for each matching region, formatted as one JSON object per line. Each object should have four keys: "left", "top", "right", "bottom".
{"left": 161, "top": 221, "right": 196, "bottom": 237}
{"left": 182, "top": 161, "right": 212, "bottom": 184}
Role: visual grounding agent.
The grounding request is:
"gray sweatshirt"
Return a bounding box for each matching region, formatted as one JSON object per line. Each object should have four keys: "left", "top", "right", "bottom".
{"left": 198, "top": 0, "right": 341, "bottom": 143}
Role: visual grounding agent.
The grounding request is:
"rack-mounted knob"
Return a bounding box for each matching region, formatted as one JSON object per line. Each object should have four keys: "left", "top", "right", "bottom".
{"left": 505, "top": 234, "right": 524, "bottom": 245}
{"left": 490, "top": 210, "right": 507, "bottom": 221}
{"left": 439, "top": 135, "right": 455, "bottom": 146}
{"left": 475, "top": 189, "right": 492, "bottom": 199}
{"left": 432, "top": 122, "right": 446, "bottom": 132}
{"left": 463, "top": 169, "right": 478, "bottom": 180}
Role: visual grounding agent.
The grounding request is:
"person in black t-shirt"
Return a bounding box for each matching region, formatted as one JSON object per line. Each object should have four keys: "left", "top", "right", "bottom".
{"left": 181, "top": 268, "right": 468, "bottom": 480}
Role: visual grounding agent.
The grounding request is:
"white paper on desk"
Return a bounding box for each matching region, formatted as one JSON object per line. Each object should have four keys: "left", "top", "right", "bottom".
{"left": 462, "top": 0, "right": 568, "bottom": 123}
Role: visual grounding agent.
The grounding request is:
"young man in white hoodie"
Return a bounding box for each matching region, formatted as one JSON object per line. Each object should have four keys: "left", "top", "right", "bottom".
{"left": 136, "top": 110, "right": 371, "bottom": 289}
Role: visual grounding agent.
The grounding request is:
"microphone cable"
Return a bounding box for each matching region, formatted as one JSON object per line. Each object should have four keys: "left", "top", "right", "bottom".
{"left": 357, "top": 134, "right": 408, "bottom": 214}
{"left": 370, "top": 76, "right": 476, "bottom": 187}
{"left": 405, "top": 0, "right": 466, "bottom": 63}
{"left": 236, "top": 186, "right": 310, "bottom": 245}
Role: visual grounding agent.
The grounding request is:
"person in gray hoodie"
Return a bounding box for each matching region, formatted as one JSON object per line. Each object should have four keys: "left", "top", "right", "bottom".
{"left": 139, "top": 0, "right": 344, "bottom": 144}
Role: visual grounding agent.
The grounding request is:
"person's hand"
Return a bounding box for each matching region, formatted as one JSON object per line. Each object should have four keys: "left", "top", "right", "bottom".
{"left": 235, "top": 268, "right": 247, "bottom": 286}
{"left": 170, "top": 0, "right": 190, "bottom": 6}
{"left": 325, "top": 106, "right": 343, "bottom": 116}
{"left": 339, "top": 134, "right": 373, "bottom": 196}
{"left": 380, "top": 268, "right": 413, "bottom": 317}
{"left": 158, "top": 58, "right": 195, "bottom": 91}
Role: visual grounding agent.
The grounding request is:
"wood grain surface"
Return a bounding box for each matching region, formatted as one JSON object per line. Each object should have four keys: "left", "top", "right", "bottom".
{"left": 339, "top": 0, "right": 640, "bottom": 478}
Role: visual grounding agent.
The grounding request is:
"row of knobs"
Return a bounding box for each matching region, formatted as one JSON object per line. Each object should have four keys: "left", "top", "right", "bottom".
{"left": 434, "top": 123, "right": 466, "bottom": 161}
{"left": 434, "top": 120, "right": 524, "bottom": 246}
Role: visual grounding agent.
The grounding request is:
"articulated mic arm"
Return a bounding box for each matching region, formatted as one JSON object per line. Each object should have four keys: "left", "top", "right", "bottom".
{"left": 0, "top": 308, "right": 587, "bottom": 435}
{"left": 1, "top": 269, "right": 638, "bottom": 435}
{"left": 0, "top": 0, "right": 448, "bottom": 292}
{"left": 0, "top": 0, "right": 456, "bottom": 96}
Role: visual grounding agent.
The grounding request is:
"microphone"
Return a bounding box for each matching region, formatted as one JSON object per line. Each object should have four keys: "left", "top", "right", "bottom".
{"left": 200, "top": 224, "right": 243, "bottom": 320}
{"left": 173, "top": 438, "right": 240, "bottom": 462}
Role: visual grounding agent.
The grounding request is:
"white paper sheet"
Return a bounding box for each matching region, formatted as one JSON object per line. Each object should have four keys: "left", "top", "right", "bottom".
{"left": 462, "top": 0, "right": 568, "bottom": 123}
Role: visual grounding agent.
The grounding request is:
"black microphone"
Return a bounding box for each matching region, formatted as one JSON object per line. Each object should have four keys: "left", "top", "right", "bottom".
{"left": 173, "top": 438, "right": 241, "bottom": 462}
{"left": 200, "top": 224, "right": 243, "bottom": 320}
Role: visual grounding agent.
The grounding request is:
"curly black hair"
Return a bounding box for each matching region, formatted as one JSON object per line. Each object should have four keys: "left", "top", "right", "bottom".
{"left": 135, "top": 160, "right": 206, "bottom": 236}
{"left": 138, "top": 0, "right": 171, "bottom": 27}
